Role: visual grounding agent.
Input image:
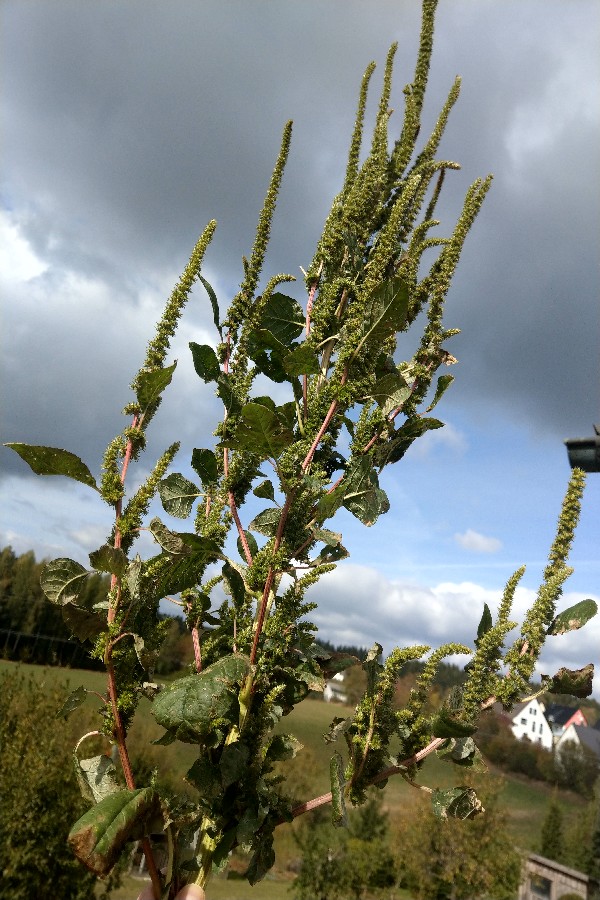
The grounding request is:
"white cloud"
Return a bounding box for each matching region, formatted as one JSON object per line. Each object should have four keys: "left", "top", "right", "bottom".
{"left": 406, "top": 421, "right": 468, "bottom": 459}
{"left": 505, "top": 37, "right": 599, "bottom": 177}
{"left": 0, "top": 209, "right": 47, "bottom": 282}
{"left": 307, "top": 563, "right": 600, "bottom": 697}
{"left": 454, "top": 529, "right": 502, "bottom": 554}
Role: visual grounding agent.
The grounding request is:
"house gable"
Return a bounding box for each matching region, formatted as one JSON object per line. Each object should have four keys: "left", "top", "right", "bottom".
{"left": 556, "top": 723, "right": 600, "bottom": 762}
{"left": 545, "top": 703, "right": 588, "bottom": 736}
{"left": 509, "top": 697, "right": 554, "bottom": 750}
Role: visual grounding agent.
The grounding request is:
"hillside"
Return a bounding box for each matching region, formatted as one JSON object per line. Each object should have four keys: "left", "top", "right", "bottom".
{"left": 0, "top": 658, "right": 588, "bottom": 858}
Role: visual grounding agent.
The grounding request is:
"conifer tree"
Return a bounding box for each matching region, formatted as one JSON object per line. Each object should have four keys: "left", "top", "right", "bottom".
{"left": 539, "top": 797, "right": 565, "bottom": 863}
{"left": 4, "top": 1, "right": 597, "bottom": 896}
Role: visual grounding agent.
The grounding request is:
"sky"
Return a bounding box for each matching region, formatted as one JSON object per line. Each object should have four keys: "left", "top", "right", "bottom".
{"left": 1, "top": 1, "right": 599, "bottom": 695}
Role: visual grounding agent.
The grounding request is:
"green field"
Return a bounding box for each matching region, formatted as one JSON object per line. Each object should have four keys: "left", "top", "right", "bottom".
{"left": 0, "top": 659, "right": 588, "bottom": 899}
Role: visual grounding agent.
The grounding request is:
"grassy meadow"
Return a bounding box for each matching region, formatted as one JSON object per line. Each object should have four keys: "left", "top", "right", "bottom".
{"left": 0, "top": 659, "right": 589, "bottom": 899}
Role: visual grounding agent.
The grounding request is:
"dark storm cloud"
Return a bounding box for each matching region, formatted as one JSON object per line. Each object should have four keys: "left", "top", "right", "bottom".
{"left": 1, "top": 0, "right": 598, "bottom": 481}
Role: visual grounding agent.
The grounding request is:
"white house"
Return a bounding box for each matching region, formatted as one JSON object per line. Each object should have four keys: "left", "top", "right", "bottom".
{"left": 508, "top": 698, "right": 554, "bottom": 750}
{"left": 545, "top": 703, "right": 588, "bottom": 740}
{"left": 323, "top": 672, "right": 348, "bottom": 703}
{"left": 556, "top": 723, "right": 600, "bottom": 763}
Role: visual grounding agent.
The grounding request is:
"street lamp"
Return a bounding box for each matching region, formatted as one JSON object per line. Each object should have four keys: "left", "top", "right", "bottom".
{"left": 564, "top": 424, "right": 600, "bottom": 472}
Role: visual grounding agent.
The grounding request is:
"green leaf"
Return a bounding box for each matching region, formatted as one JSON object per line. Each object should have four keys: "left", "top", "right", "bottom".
{"left": 219, "top": 741, "right": 250, "bottom": 788}
{"left": 149, "top": 517, "right": 190, "bottom": 555}
{"left": 199, "top": 274, "right": 222, "bottom": 337}
{"left": 351, "top": 277, "right": 409, "bottom": 360}
{"left": 315, "top": 542, "right": 349, "bottom": 565}
{"left": 136, "top": 362, "right": 177, "bottom": 411}
{"left": 133, "top": 634, "right": 159, "bottom": 671}
{"left": 237, "top": 530, "right": 259, "bottom": 560}
{"left": 283, "top": 344, "right": 320, "bottom": 376}
{"left": 260, "top": 292, "right": 304, "bottom": 346}
{"left": 426, "top": 373, "right": 454, "bottom": 412}
{"left": 189, "top": 342, "right": 220, "bottom": 381}
{"left": 125, "top": 556, "right": 142, "bottom": 602}
{"left": 248, "top": 327, "right": 286, "bottom": 356}
{"left": 185, "top": 755, "right": 223, "bottom": 802}
{"left": 247, "top": 834, "right": 275, "bottom": 886}
{"left": 4, "top": 443, "right": 98, "bottom": 491}
{"left": 228, "top": 402, "right": 294, "bottom": 459}
{"left": 41, "top": 558, "right": 89, "bottom": 605}
{"left": 76, "top": 755, "right": 121, "bottom": 805}
{"left": 312, "top": 527, "right": 342, "bottom": 547}
{"left": 320, "top": 652, "right": 361, "bottom": 680}
{"left": 370, "top": 372, "right": 412, "bottom": 417}
{"left": 374, "top": 417, "right": 444, "bottom": 467}
{"left": 152, "top": 731, "right": 176, "bottom": 746}
{"left": 432, "top": 786, "right": 484, "bottom": 820}
{"left": 547, "top": 599, "right": 598, "bottom": 635}
{"left": 323, "top": 716, "right": 353, "bottom": 744}
{"left": 249, "top": 507, "right": 281, "bottom": 537}
{"left": 216, "top": 373, "right": 242, "bottom": 415}
{"left": 152, "top": 544, "right": 220, "bottom": 597}
{"left": 541, "top": 664, "right": 594, "bottom": 698}
{"left": 236, "top": 807, "right": 264, "bottom": 847}
{"left": 62, "top": 602, "right": 107, "bottom": 641}
{"left": 315, "top": 483, "right": 347, "bottom": 522}
{"left": 158, "top": 472, "right": 201, "bottom": 518}
{"left": 89, "top": 545, "right": 128, "bottom": 577}
{"left": 57, "top": 686, "right": 87, "bottom": 719}
{"left": 437, "top": 737, "right": 487, "bottom": 771}
{"left": 254, "top": 479, "right": 275, "bottom": 501}
{"left": 476, "top": 603, "right": 493, "bottom": 645}
{"left": 342, "top": 456, "right": 390, "bottom": 526}
{"left": 68, "top": 787, "right": 159, "bottom": 876}
{"left": 191, "top": 448, "right": 218, "bottom": 486}
{"left": 151, "top": 654, "right": 251, "bottom": 743}
{"left": 222, "top": 561, "right": 246, "bottom": 608}
{"left": 253, "top": 395, "right": 276, "bottom": 411}
{"left": 363, "top": 643, "right": 383, "bottom": 695}
{"left": 264, "top": 733, "right": 302, "bottom": 765}
{"left": 330, "top": 752, "right": 348, "bottom": 827}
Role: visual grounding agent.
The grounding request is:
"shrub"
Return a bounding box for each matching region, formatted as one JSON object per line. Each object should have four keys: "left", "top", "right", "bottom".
{"left": 0, "top": 670, "right": 98, "bottom": 900}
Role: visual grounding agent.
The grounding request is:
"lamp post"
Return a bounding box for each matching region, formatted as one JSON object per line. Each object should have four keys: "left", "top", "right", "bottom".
{"left": 564, "top": 424, "right": 600, "bottom": 473}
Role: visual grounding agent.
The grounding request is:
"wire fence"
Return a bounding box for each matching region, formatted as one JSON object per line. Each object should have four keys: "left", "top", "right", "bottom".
{"left": 0, "top": 626, "right": 102, "bottom": 670}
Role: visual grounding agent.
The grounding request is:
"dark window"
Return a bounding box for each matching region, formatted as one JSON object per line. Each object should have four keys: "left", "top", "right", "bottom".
{"left": 530, "top": 874, "right": 551, "bottom": 899}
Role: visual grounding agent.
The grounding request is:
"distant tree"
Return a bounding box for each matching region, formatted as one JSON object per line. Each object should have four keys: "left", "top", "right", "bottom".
{"left": 395, "top": 777, "right": 522, "bottom": 900}
{"left": 0, "top": 545, "right": 17, "bottom": 628}
{"left": 294, "top": 790, "right": 396, "bottom": 900}
{"left": 554, "top": 741, "right": 599, "bottom": 797}
{"left": 539, "top": 797, "right": 565, "bottom": 862}
{"left": 155, "top": 616, "right": 193, "bottom": 674}
{"left": 0, "top": 670, "right": 99, "bottom": 900}
{"left": 563, "top": 790, "right": 600, "bottom": 882}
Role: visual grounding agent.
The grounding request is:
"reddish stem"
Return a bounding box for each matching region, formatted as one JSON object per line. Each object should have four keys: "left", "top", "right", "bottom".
{"left": 303, "top": 279, "right": 319, "bottom": 418}
{"left": 290, "top": 736, "right": 445, "bottom": 819}
{"left": 192, "top": 626, "right": 202, "bottom": 673}
{"left": 249, "top": 492, "right": 294, "bottom": 666}
{"left": 105, "top": 413, "right": 161, "bottom": 898}
{"left": 301, "top": 369, "right": 348, "bottom": 474}
{"left": 229, "top": 490, "right": 254, "bottom": 565}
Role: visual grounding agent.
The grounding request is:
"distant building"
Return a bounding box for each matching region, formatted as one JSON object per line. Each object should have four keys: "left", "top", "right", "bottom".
{"left": 323, "top": 672, "right": 348, "bottom": 703}
{"left": 519, "top": 853, "right": 597, "bottom": 900}
{"left": 545, "top": 703, "right": 588, "bottom": 739}
{"left": 556, "top": 722, "right": 600, "bottom": 763}
{"left": 507, "top": 698, "right": 554, "bottom": 751}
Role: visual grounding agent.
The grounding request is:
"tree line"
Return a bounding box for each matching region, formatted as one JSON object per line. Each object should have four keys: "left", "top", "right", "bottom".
{"left": 0, "top": 546, "right": 189, "bottom": 673}
{"left": 0, "top": 546, "right": 109, "bottom": 668}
